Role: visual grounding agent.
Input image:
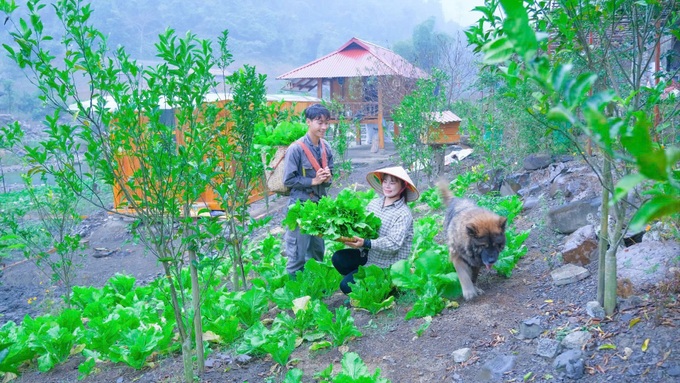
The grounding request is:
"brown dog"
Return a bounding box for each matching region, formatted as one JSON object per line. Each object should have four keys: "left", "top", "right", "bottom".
{"left": 438, "top": 182, "right": 507, "bottom": 300}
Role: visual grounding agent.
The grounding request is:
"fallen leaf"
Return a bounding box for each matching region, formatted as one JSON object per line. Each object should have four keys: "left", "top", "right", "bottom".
{"left": 598, "top": 343, "right": 616, "bottom": 350}
{"left": 642, "top": 338, "right": 650, "bottom": 352}
{"left": 628, "top": 317, "right": 641, "bottom": 329}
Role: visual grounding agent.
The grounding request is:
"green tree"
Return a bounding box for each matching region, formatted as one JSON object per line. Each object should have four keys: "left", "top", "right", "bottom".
{"left": 467, "top": 0, "right": 679, "bottom": 314}
{"left": 392, "top": 69, "right": 448, "bottom": 181}
{"left": 1, "top": 0, "right": 270, "bottom": 380}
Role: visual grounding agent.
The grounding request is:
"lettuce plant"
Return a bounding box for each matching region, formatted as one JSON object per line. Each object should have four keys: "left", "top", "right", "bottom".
{"left": 282, "top": 189, "right": 381, "bottom": 240}
{"left": 348, "top": 265, "right": 395, "bottom": 315}
{"left": 315, "top": 352, "right": 390, "bottom": 383}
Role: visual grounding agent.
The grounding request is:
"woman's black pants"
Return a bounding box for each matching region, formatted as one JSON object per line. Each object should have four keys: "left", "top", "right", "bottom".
{"left": 331, "top": 248, "right": 368, "bottom": 294}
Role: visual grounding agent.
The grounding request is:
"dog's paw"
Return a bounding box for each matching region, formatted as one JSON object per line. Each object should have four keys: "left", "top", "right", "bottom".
{"left": 462, "top": 286, "right": 484, "bottom": 301}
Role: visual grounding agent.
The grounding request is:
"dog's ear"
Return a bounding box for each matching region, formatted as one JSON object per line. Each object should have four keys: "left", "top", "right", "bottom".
{"left": 498, "top": 216, "right": 507, "bottom": 231}
{"left": 466, "top": 223, "right": 478, "bottom": 238}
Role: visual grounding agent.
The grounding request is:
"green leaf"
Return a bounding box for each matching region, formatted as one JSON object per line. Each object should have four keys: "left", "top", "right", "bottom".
{"left": 629, "top": 196, "right": 680, "bottom": 232}
{"left": 613, "top": 173, "right": 647, "bottom": 203}
{"left": 482, "top": 37, "right": 514, "bottom": 64}
{"left": 547, "top": 105, "right": 575, "bottom": 125}
{"left": 500, "top": 0, "right": 537, "bottom": 61}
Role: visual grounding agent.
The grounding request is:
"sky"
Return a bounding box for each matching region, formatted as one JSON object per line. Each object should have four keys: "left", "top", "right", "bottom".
{"left": 440, "top": 0, "right": 486, "bottom": 27}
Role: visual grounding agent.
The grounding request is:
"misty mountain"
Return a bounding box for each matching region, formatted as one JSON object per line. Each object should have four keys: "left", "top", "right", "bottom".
{"left": 1, "top": 0, "right": 463, "bottom": 95}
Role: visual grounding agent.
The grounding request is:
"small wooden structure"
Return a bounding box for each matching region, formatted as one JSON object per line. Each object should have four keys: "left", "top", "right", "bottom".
{"left": 277, "top": 37, "right": 428, "bottom": 149}
{"left": 97, "top": 93, "right": 321, "bottom": 215}
{"left": 423, "top": 111, "right": 462, "bottom": 144}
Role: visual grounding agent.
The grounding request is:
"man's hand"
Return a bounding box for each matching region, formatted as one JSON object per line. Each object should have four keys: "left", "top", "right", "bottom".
{"left": 312, "top": 166, "right": 331, "bottom": 185}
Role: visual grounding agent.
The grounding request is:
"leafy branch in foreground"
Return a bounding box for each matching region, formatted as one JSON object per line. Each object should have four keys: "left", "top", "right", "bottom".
{"left": 282, "top": 189, "right": 381, "bottom": 240}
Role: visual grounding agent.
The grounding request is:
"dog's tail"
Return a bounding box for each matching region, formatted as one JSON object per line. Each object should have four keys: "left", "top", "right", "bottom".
{"left": 437, "top": 179, "right": 453, "bottom": 205}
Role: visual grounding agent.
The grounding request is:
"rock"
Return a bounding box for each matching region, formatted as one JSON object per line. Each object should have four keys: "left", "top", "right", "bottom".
{"left": 553, "top": 350, "right": 585, "bottom": 379}
{"left": 667, "top": 364, "right": 680, "bottom": 377}
{"left": 548, "top": 197, "right": 601, "bottom": 234}
{"left": 518, "top": 316, "right": 543, "bottom": 339}
{"left": 524, "top": 154, "right": 552, "bottom": 170}
{"left": 548, "top": 162, "right": 567, "bottom": 181}
{"left": 560, "top": 225, "right": 598, "bottom": 265}
{"left": 617, "top": 241, "right": 680, "bottom": 288}
{"left": 500, "top": 172, "right": 531, "bottom": 197}
{"left": 549, "top": 166, "right": 601, "bottom": 202}
{"left": 619, "top": 295, "right": 644, "bottom": 311}
{"left": 555, "top": 154, "right": 575, "bottom": 163}
{"left": 518, "top": 184, "right": 542, "bottom": 198}
{"left": 522, "top": 196, "right": 540, "bottom": 211}
{"left": 551, "top": 264, "right": 590, "bottom": 286}
{"left": 536, "top": 338, "right": 561, "bottom": 358}
{"left": 482, "top": 354, "right": 516, "bottom": 376}
{"left": 585, "top": 301, "right": 605, "bottom": 319}
{"left": 451, "top": 348, "right": 472, "bottom": 363}
{"left": 561, "top": 330, "right": 592, "bottom": 350}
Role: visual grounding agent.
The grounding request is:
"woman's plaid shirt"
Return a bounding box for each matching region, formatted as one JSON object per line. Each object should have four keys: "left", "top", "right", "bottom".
{"left": 365, "top": 196, "right": 413, "bottom": 268}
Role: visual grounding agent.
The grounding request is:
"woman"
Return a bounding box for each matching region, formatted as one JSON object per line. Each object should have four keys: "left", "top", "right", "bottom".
{"left": 332, "top": 166, "right": 419, "bottom": 294}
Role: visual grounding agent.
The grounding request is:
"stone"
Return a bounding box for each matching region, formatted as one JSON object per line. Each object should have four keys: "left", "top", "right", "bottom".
{"left": 560, "top": 225, "right": 598, "bottom": 265}
{"left": 551, "top": 264, "right": 591, "bottom": 286}
{"left": 522, "top": 196, "right": 540, "bottom": 211}
{"left": 234, "top": 354, "right": 251, "bottom": 363}
{"left": 553, "top": 350, "right": 585, "bottom": 380}
{"left": 667, "top": 365, "right": 680, "bottom": 377}
{"left": 524, "top": 154, "right": 552, "bottom": 170}
{"left": 451, "top": 348, "right": 472, "bottom": 363}
{"left": 500, "top": 172, "right": 531, "bottom": 197}
{"left": 561, "top": 331, "right": 592, "bottom": 350}
{"left": 585, "top": 301, "right": 605, "bottom": 319}
{"left": 518, "top": 316, "right": 543, "bottom": 339}
{"left": 483, "top": 354, "right": 516, "bottom": 376}
{"left": 548, "top": 197, "right": 601, "bottom": 234}
{"left": 536, "top": 338, "right": 561, "bottom": 358}
{"left": 617, "top": 241, "right": 680, "bottom": 288}
{"left": 619, "top": 295, "right": 643, "bottom": 311}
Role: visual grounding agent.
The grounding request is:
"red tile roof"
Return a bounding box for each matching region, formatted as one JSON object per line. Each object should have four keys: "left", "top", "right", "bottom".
{"left": 277, "top": 37, "right": 428, "bottom": 81}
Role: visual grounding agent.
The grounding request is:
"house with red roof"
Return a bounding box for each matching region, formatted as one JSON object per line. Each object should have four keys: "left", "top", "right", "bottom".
{"left": 277, "top": 37, "right": 428, "bottom": 149}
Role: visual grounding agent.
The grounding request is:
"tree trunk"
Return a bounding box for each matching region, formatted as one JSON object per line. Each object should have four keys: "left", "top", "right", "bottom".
{"left": 597, "top": 156, "right": 611, "bottom": 305}
{"left": 181, "top": 336, "right": 193, "bottom": 383}
{"left": 161, "top": 261, "right": 191, "bottom": 381}
{"left": 603, "top": 246, "right": 618, "bottom": 315}
{"left": 189, "top": 248, "right": 205, "bottom": 375}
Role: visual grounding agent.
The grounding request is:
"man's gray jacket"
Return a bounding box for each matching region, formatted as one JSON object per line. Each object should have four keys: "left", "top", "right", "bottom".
{"left": 282, "top": 134, "right": 334, "bottom": 204}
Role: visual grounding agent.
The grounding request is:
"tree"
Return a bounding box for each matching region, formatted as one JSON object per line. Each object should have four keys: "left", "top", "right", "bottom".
{"left": 392, "top": 69, "right": 448, "bottom": 181}
{"left": 467, "top": 0, "right": 679, "bottom": 315}
{"left": 1, "top": 0, "right": 270, "bottom": 380}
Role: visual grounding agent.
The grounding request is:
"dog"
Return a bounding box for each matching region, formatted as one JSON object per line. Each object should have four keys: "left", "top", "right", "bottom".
{"left": 438, "top": 181, "right": 507, "bottom": 301}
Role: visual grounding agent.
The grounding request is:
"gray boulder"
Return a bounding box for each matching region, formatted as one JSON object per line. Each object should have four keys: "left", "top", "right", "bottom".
{"left": 548, "top": 197, "right": 601, "bottom": 234}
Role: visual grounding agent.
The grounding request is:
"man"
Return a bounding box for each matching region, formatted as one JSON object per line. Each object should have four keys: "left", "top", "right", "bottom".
{"left": 282, "top": 104, "right": 334, "bottom": 276}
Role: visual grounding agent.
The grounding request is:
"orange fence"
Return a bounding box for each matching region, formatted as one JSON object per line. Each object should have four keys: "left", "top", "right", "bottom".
{"left": 112, "top": 94, "right": 319, "bottom": 215}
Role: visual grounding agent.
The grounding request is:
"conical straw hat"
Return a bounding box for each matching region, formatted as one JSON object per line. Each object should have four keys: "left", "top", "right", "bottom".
{"left": 366, "top": 166, "right": 420, "bottom": 202}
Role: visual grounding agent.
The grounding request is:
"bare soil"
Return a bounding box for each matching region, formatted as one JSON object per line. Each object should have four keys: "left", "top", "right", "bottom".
{"left": 2, "top": 143, "right": 679, "bottom": 383}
